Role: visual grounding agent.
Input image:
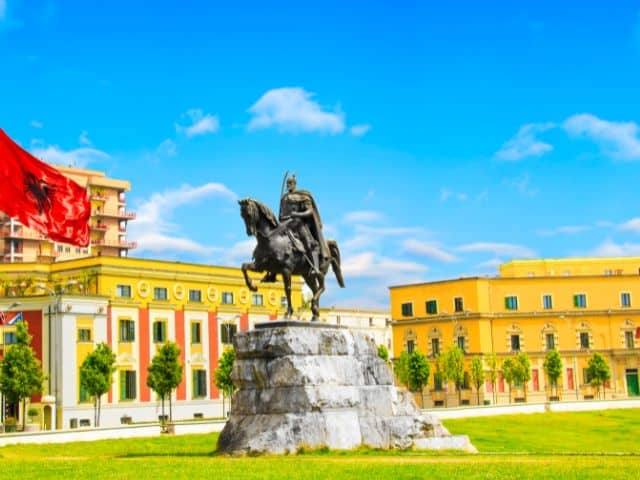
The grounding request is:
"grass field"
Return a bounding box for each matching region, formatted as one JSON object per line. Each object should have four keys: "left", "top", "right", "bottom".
{"left": 1, "top": 409, "right": 639, "bottom": 479}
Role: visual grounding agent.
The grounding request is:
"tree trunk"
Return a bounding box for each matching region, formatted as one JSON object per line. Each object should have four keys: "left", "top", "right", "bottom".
{"left": 22, "top": 398, "right": 26, "bottom": 430}
{"left": 97, "top": 397, "right": 101, "bottom": 427}
{"left": 508, "top": 384, "right": 512, "bottom": 404}
{"left": 94, "top": 398, "right": 98, "bottom": 428}
{"left": 421, "top": 389, "right": 425, "bottom": 409}
{"left": 476, "top": 385, "right": 480, "bottom": 406}
{"left": 169, "top": 393, "right": 173, "bottom": 422}
{"left": 161, "top": 395, "right": 165, "bottom": 425}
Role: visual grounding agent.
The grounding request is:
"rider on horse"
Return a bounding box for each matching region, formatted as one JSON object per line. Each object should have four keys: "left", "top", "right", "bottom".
{"left": 263, "top": 174, "right": 328, "bottom": 282}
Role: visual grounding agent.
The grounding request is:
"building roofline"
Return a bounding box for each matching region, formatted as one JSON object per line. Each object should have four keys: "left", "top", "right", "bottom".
{"left": 388, "top": 276, "right": 487, "bottom": 290}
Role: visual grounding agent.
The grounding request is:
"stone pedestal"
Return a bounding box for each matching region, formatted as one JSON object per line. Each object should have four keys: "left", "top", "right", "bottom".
{"left": 217, "top": 322, "right": 476, "bottom": 454}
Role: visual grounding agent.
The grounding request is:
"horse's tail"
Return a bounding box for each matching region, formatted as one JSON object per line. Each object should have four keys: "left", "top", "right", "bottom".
{"left": 327, "top": 239, "right": 345, "bottom": 288}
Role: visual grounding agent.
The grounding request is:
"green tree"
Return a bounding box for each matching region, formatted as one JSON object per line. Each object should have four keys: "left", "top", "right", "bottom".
{"left": 377, "top": 344, "right": 390, "bottom": 363}
{"left": 214, "top": 347, "right": 237, "bottom": 417}
{"left": 393, "top": 351, "right": 411, "bottom": 388}
{"left": 444, "top": 346, "right": 465, "bottom": 405}
{"left": 470, "top": 356, "right": 485, "bottom": 405}
{"left": 502, "top": 358, "right": 515, "bottom": 404}
{"left": 407, "top": 350, "right": 431, "bottom": 407}
{"left": 147, "top": 342, "right": 183, "bottom": 424}
{"left": 543, "top": 350, "right": 563, "bottom": 399}
{"left": 587, "top": 352, "right": 611, "bottom": 399}
{"left": 80, "top": 342, "right": 116, "bottom": 427}
{"left": 486, "top": 352, "right": 499, "bottom": 405}
{"left": 514, "top": 352, "right": 531, "bottom": 402}
{"left": 0, "top": 321, "right": 45, "bottom": 430}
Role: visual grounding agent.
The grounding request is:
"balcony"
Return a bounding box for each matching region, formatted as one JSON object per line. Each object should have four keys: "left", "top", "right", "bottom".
{"left": 90, "top": 193, "right": 107, "bottom": 201}
{"left": 1, "top": 227, "right": 45, "bottom": 240}
{"left": 92, "top": 210, "right": 136, "bottom": 220}
{"left": 90, "top": 223, "right": 108, "bottom": 231}
{"left": 92, "top": 239, "right": 137, "bottom": 249}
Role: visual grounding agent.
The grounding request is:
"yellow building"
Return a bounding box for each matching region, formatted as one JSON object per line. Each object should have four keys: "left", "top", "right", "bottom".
{"left": 0, "top": 256, "right": 302, "bottom": 429}
{"left": 390, "top": 257, "right": 640, "bottom": 407}
{"left": 0, "top": 166, "right": 135, "bottom": 263}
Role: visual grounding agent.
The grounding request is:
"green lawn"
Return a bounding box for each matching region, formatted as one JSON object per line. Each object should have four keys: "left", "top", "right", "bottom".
{"left": 1, "top": 409, "right": 639, "bottom": 479}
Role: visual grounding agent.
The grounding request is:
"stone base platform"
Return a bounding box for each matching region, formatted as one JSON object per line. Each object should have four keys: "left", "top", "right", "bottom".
{"left": 217, "top": 322, "right": 476, "bottom": 455}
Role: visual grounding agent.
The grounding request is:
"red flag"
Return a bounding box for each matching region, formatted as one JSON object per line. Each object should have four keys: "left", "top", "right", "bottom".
{"left": 0, "top": 129, "right": 90, "bottom": 246}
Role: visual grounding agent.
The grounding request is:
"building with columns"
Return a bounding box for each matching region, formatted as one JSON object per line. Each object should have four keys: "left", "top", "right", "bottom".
{"left": 0, "top": 256, "right": 302, "bottom": 429}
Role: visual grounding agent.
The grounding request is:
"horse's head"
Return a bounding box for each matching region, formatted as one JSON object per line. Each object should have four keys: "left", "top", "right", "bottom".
{"left": 238, "top": 198, "right": 278, "bottom": 237}
{"left": 238, "top": 198, "right": 258, "bottom": 237}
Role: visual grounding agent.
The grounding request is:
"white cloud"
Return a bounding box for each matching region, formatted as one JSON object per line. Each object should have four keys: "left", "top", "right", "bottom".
{"left": 590, "top": 239, "right": 640, "bottom": 257}
{"left": 350, "top": 124, "right": 371, "bottom": 137}
{"left": 504, "top": 173, "right": 537, "bottom": 196}
{"left": 354, "top": 224, "right": 425, "bottom": 236}
{"left": 0, "top": 0, "right": 6, "bottom": 20}
{"left": 563, "top": 113, "right": 640, "bottom": 161}
{"left": 176, "top": 109, "right": 220, "bottom": 137}
{"left": 537, "top": 225, "right": 591, "bottom": 237}
{"left": 30, "top": 120, "right": 43, "bottom": 129}
{"left": 619, "top": 217, "right": 640, "bottom": 232}
{"left": 217, "top": 239, "right": 257, "bottom": 266}
{"left": 342, "top": 252, "right": 427, "bottom": 278}
{"left": 79, "top": 130, "right": 92, "bottom": 146}
{"left": 31, "top": 145, "right": 109, "bottom": 168}
{"left": 342, "top": 210, "right": 383, "bottom": 223}
{"left": 247, "top": 87, "right": 345, "bottom": 134}
{"left": 129, "top": 183, "right": 237, "bottom": 255}
{"left": 402, "top": 239, "right": 459, "bottom": 263}
{"left": 440, "top": 188, "right": 468, "bottom": 202}
{"left": 495, "top": 122, "right": 554, "bottom": 161}
{"left": 475, "top": 258, "right": 503, "bottom": 270}
{"left": 456, "top": 242, "right": 536, "bottom": 258}
{"left": 156, "top": 138, "right": 177, "bottom": 157}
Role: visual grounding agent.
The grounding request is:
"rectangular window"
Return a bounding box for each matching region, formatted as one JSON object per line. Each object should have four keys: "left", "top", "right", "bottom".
{"left": 407, "top": 339, "right": 415, "bottom": 354}
{"left": 457, "top": 336, "right": 465, "bottom": 351}
{"left": 192, "top": 369, "right": 207, "bottom": 398}
{"left": 580, "top": 332, "right": 590, "bottom": 349}
{"left": 510, "top": 334, "right": 520, "bottom": 352}
{"left": 191, "top": 322, "right": 202, "bottom": 344}
{"left": 119, "top": 370, "right": 136, "bottom": 401}
{"left": 546, "top": 333, "right": 555, "bottom": 350}
{"left": 621, "top": 292, "right": 631, "bottom": 308}
{"left": 119, "top": 319, "right": 135, "bottom": 342}
{"left": 425, "top": 300, "right": 438, "bottom": 315}
{"left": 153, "top": 287, "right": 168, "bottom": 301}
{"left": 222, "top": 292, "right": 234, "bottom": 304}
{"left": 567, "top": 368, "right": 574, "bottom": 390}
{"left": 454, "top": 297, "right": 464, "bottom": 313}
{"left": 583, "top": 368, "right": 592, "bottom": 385}
{"left": 573, "top": 294, "right": 587, "bottom": 308}
{"left": 431, "top": 338, "right": 440, "bottom": 356}
{"left": 532, "top": 369, "right": 539, "bottom": 391}
{"left": 3, "top": 332, "right": 16, "bottom": 345}
{"left": 281, "top": 296, "right": 287, "bottom": 307}
{"left": 77, "top": 328, "right": 92, "bottom": 342}
{"left": 626, "top": 331, "right": 635, "bottom": 349}
{"left": 116, "top": 284, "right": 131, "bottom": 298}
{"left": 189, "top": 289, "right": 202, "bottom": 302}
{"left": 221, "top": 323, "right": 238, "bottom": 344}
{"left": 543, "top": 295, "right": 553, "bottom": 310}
{"left": 252, "top": 294, "right": 264, "bottom": 306}
{"left": 153, "top": 321, "right": 166, "bottom": 343}
{"left": 401, "top": 302, "right": 413, "bottom": 317}
{"left": 505, "top": 296, "right": 518, "bottom": 311}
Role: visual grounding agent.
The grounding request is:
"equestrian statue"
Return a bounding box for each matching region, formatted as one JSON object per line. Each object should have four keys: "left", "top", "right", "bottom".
{"left": 238, "top": 173, "right": 344, "bottom": 320}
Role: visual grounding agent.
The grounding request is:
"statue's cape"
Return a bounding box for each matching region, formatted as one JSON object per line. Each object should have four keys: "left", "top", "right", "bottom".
{"left": 281, "top": 189, "right": 328, "bottom": 257}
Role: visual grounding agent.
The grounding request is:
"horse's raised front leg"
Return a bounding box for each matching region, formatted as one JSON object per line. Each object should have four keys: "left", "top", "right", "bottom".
{"left": 282, "top": 270, "right": 294, "bottom": 319}
{"left": 241, "top": 262, "right": 259, "bottom": 292}
{"left": 311, "top": 275, "right": 325, "bottom": 321}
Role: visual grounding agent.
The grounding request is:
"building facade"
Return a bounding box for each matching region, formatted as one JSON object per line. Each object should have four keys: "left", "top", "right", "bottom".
{"left": 0, "top": 166, "right": 135, "bottom": 263}
{"left": 390, "top": 257, "right": 640, "bottom": 407}
{"left": 0, "top": 256, "right": 303, "bottom": 429}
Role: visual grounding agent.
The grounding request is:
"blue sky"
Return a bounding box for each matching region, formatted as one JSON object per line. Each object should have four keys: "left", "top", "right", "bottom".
{"left": 2, "top": 1, "right": 640, "bottom": 309}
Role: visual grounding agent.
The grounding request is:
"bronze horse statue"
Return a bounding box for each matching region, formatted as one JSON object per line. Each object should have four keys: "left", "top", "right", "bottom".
{"left": 238, "top": 198, "right": 344, "bottom": 320}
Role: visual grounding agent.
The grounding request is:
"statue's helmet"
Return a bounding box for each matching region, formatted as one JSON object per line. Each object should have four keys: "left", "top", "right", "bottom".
{"left": 287, "top": 173, "right": 297, "bottom": 187}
